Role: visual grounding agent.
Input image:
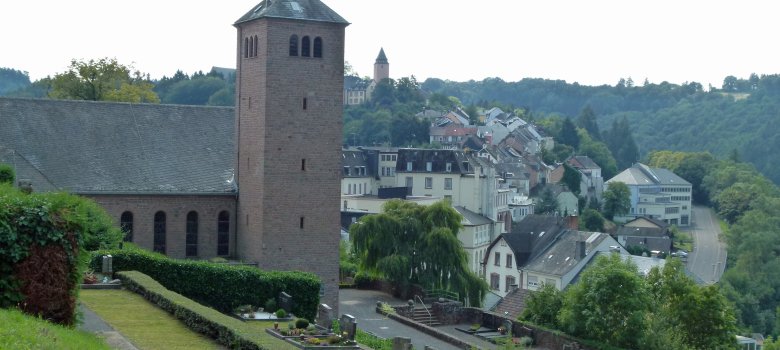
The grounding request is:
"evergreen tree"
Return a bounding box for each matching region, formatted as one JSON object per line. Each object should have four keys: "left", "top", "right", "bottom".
{"left": 604, "top": 117, "right": 639, "bottom": 170}
{"left": 559, "top": 117, "right": 580, "bottom": 150}
{"left": 576, "top": 105, "right": 600, "bottom": 140}
{"left": 535, "top": 187, "right": 559, "bottom": 215}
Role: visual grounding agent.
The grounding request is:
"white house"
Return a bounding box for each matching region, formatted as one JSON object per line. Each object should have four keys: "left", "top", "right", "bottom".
{"left": 454, "top": 206, "right": 495, "bottom": 276}
{"left": 606, "top": 163, "right": 693, "bottom": 226}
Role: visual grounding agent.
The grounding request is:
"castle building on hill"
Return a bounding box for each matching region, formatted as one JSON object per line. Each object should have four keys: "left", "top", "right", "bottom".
{"left": 0, "top": 0, "right": 347, "bottom": 313}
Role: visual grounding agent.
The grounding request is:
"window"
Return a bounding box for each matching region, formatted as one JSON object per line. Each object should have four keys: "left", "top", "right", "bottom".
{"left": 248, "top": 36, "right": 254, "bottom": 57}
{"left": 527, "top": 275, "right": 539, "bottom": 288}
{"left": 505, "top": 276, "right": 516, "bottom": 292}
{"left": 446, "top": 162, "right": 452, "bottom": 172}
{"left": 343, "top": 200, "right": 348, "bottom": 210}
{"left": 153, "top": 211, "right": 166, "bottom": 254}
{"left": 506, "top": 254, "right": 513, "bottom": 268}
{"left": 391, "top": 155, "right": 397, "bottom": 161}
{"left": 406, "top": 162, "right": 413, "bottom": 171}
{"left": 313, "top": 37, "right": 322, "bottom": 57}
{"left": 303, "top": 97, "right": 307, "bottom": 110}
{"left": 120, "top": 211, "right": 133, "bottom": 242}
{"left": 490, "top": 273, "right": 500, "bottom": 290}
{"left": 289, "top": 35, "right": 298, "bottom": 56}
{"left": 186, "top": 211, "right": 198, "bottom": 257}
{"left": 301, "top": 36, "right": 310, "bottom": 57}
{"left": 301, "top": 158, "right": 306, "bottom": 171}
{"left": 253, "top": 35, "right": 258, "bottom": 57}
{"left": 244, "top": 37, "right": 249, "bottom": 58}
{"left": 545, "top": 278, "right": 555, "bottom": 287}
{"left": 425, "top": 177, "right": 433, "bottom": 189}
{"left": 217, "top": 211, "right": 230, "bottom": 256}
{"left": 426, "top": 162, "right": 432, "bottom": 172}
{"left": 405, "top": 177, "right": 413, "bottom": 189}
{"left": 343, "top": 166, "right": 350, "bottom": 176}
{"left": 300, "top": 216, "right": 305, "bottom": 229}
{"left": 444, "top": 178, "right": 452, "bottom": 190}
{"left": 494, "top": 252, "right": 500, "bottom": 266}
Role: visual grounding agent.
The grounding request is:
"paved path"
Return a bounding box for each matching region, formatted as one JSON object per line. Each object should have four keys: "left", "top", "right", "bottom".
{"left": 684, "top": 205, "right": 727, "bottom": 284}
{"left": 78, "top": 303, "right": 139, "bottom": 350}
{"left": 339, "top": 289, "right": 497, "bottom": 350}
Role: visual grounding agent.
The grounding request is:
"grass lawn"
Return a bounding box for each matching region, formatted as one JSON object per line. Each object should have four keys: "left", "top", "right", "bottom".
{"left": 80, "top": 289, "right": 223, "bottom": 350}
{"left": 0, "top": 308, "right": 110, "bottom": 350}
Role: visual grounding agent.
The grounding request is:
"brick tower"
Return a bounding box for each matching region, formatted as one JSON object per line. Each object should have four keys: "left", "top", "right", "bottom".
{"left": 234, "top": 0, "right": 348, "bottom": 313}
{"left": 373, "top": 48, "right": 389, "bottom": 83}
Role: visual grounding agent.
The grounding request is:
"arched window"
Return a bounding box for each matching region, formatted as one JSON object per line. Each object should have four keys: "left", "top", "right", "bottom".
{"left": 301, "top": 36, "right": 310, "bottom": 57}
{"left": 253, "top": 35, "right": 258, "bottom": 57}
{"left": 249, "top": 37, "right": 254, "bottom": 58}
{"left": 217, "top": 211, "right": 230, "bottom": 256}
{"left": 244, "top": 37, "right": 249, "bottom": 58}
{"left": 153, "top": 211, "right": 166, "bottom": 254}
{"left": 289, "top": 35, "right": 298, "bottom": 56}
{"left": 186, "top": 211, "right": 198, "bottom": 257}
{"left": 120, "top": 211, "right": 133, "bottom": 242}
{"left": 313, "top": 37, "right": 322, "bottom": 58}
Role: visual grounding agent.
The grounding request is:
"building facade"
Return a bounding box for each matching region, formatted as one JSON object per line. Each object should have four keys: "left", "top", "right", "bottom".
{"left": 606, "top": 163, "right": 693, "bottom": 226}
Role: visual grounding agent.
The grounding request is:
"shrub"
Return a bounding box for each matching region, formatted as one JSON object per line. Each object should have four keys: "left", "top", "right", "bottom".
{"left": 295, "top": 318, "right": 309, "bottom": 329}
{"left": 0, "top": 187, "right": 120, "bottom": 325}
{"left": 275, "top": 308, "right": 287, "bottom": 319}
{"left": 0, "top": 164, "right": 13, "bottom": 184}
{"left": 264, "top": 298, "right": 277, "bottom": 313}
{"left": 89, "top": 247, "right": 320, "bottom": 320}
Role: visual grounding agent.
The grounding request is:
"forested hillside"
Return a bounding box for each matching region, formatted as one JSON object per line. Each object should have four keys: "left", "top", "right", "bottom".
{"left": 423, "top": 74, "right": 780, "bottom": 184}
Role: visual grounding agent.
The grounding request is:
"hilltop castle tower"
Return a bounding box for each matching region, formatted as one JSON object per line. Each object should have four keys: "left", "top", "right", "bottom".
{"left": 373, "top": 48, "right": 389, "bottom": 83}
{"left": 234, "top": 0, "right": 348, "bottom": 313}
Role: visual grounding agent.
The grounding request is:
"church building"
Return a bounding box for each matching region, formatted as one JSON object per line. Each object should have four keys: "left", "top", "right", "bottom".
{"left": 0, "top": 0, "right": 348, "bottom": 312}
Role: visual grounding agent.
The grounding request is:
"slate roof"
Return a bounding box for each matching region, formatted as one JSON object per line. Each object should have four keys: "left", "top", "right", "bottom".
{"left": 0, "top": 97, "right": 235, "bottom": 194}
{"left": 625, "top": 216, "right": 670, "bottom": 229}
{"left": 375, "top": 48, "right": 388, "bottom": 64}
{"left": 492, "top": 287, "right": 533, "bottom": 319}
{"left": 454, "top": 206, "right": 493, "bottom": 226}
{"left": 235, "top": 0, "right": 348, "bottom": 25}
{"left": 523, "top": 230, "right": 611, "bottom": 276}
{"left": 395, "top": 148, "right": 474, "bottom": 174}
{"left": 567, "top": 155, "right": 599, "bottom": 170}
{"left": 624, "top": 236, "right": 672, "bottom": 254}
{"left": 486, "top": 215, "right": 568, "bottom": 268}
{"left": 608, "top": 163, "right": 691, "bottom": 186}
{"left": 616, "top": 226, "right": 669, "bottom": 238}
{"left": 341, "top": 148, "right": 374, "bottom": 178}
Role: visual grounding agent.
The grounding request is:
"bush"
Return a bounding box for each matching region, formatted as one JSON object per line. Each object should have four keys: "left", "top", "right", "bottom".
{"left": 0, "top": 186, "right": 120, "bottom": 325}
{"left": 264, "top": 298, "right": 277, "bottom": 313}
{"left": 295, "top": 318, "right": 309, "bottom": 329}
{"left": 0, "top": 164, "right": 13, "bottom": 184}
{"left": 89, "top": 246, "right": 321, "bottom": 320}
{"left": 275, "top": 309, "right": 287, "bottom": 319}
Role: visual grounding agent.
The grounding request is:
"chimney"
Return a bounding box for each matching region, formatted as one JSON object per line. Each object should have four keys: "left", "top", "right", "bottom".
{"left": 576, "top": 241, "right": 586, "bottom": 259}
{"left": 567, "top": 215, "right": 579, "bottom": 230}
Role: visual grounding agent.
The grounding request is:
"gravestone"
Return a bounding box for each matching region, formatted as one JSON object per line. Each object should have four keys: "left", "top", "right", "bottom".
{"left": 392, "top": 337, "right": 412, "bottom": 350}
{"left": 279, "top": 291, "right": 292, "bottom": 314}
{"left": 317, "top": 303, "right": 334, "bottom": 330}
{"left": 340, "top": 314, "right": 357, "bottom": 340}
{"left": 101, "top": 255, "right": 113, "bottom": 274}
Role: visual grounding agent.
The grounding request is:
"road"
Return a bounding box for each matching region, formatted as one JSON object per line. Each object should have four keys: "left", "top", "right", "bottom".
{"left": 683, "top": 206, "right": 727, "bottom": 284}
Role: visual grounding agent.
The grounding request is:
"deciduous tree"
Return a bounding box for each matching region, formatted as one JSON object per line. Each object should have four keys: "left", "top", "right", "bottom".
{"left": 50, "top": 58, "right": 159, "bottom": 103}
{"left": 603, "top": 181, "right": 631, "bottom": 220}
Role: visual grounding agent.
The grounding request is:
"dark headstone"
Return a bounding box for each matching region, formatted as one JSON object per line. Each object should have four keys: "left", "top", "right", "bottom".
{"left": 279, "top": 291, "right": 292, "bottom": 313}
{"left": 317, "top": 303, "right": 334, "bottom": 330}
{"left": 340, "top": 314, "right": 357, "bottom": 340}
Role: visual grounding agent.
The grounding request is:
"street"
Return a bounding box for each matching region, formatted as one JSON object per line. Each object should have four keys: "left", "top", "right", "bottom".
{"left": 683, "top": 206, "right": 727, "bottom": 284}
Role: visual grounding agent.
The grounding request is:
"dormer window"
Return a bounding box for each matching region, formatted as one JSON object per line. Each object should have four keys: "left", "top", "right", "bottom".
{"left": 446, "top": 162, "right": 452, "bottom": 172}
{"left": 426, "top": 162, "right": 432, "bottom": 172}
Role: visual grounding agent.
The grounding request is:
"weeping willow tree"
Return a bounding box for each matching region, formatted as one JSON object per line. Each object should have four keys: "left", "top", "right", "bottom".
{"left": 350, "top": 200, "right": 488, "bottom": 306}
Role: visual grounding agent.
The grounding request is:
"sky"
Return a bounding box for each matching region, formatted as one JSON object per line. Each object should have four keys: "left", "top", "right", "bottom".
{"left": 1, "top": 0, "right": 779, "bottom": 89}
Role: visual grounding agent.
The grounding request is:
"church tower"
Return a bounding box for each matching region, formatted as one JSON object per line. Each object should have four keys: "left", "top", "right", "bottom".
{"left": 373, "top": 48, "right": 389, "bottom": 83}
{"left": 234, "top": 0, "right": 348, "bottom": 313}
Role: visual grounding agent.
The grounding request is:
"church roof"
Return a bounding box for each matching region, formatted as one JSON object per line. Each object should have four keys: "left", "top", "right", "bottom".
{"left": 236, "top": 0, "right": 348, "bottom": 25}
{"left": 375, "top": 48, "right": 388, "bottom": 64}
{"left": 0, "top": 97, "right": 235, "bottom": 194}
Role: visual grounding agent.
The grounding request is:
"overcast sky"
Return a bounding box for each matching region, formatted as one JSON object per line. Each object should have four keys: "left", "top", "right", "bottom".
{"left": 2, "top": 0, "right": 778, "bottom": 88}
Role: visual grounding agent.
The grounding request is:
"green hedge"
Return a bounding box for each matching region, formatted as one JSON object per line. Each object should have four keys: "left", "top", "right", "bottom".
{"left": 117, "top": 271, "right": 290, "bottom": 350}
{"left": 90, "top": 247, "right": 320, "bottom": 320}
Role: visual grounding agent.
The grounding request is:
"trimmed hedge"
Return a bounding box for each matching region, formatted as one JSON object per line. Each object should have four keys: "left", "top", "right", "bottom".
{"left": 90, "top": 246, "right": 320, "bottom": 320}
{"left": 116, "top": 271, "right": 292, "bottom": 350}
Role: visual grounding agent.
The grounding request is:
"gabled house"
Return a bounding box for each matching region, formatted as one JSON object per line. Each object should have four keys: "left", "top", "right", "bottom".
{"left": 341, "top": 148, "right": 376, "bottom": 195}
{"left": 566, "top": 156, "right": 604, "bottom": 202}
{"left": 521, "top": 230, "right": 625, "bottom": 291}
{"left": 606, "top": 163, "right": 693, "bottom": 226}
{"left": 616, "top": 216, "right": 673, "bottom": 254}
{"left": 533, "top": 183, "right": 578, "bottom": 217}
{"left": 343, "top": 75, "right": 370, "bottom": 105}
{"left": 482, "top": 215, "right": 573, "bottom": 297}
